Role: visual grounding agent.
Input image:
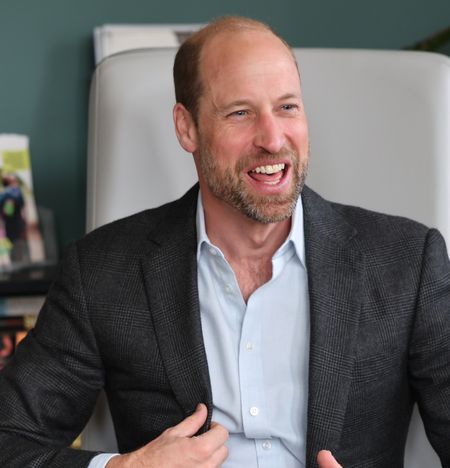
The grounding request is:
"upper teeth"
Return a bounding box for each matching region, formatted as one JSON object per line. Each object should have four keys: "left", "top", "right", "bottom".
{"left": 252, "top": 163, "right": 285, "bottom": 174}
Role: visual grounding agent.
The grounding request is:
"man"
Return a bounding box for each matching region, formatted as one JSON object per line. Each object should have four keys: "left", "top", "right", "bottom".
{"left": 0, "top": 16, "right": 449, "bottom": 468}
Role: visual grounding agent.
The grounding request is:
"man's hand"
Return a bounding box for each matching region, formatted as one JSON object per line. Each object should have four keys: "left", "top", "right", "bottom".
{"left": 317, "top": 450, "right": 342, "bottom": 468}
{"left": 105, "top": 403, "right": 228, "bottom": 468}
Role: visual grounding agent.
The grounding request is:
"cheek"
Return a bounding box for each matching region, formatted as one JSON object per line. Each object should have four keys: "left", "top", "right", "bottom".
{"left": 288, "top": 121, "right": 309, "bottom": 151}
{"left": 209, "top": 129, "right": 252, "bottom": 163}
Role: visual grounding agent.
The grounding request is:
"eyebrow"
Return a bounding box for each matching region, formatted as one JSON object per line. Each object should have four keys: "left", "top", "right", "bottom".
{"left": 221, "top": 93, "right": 302, "bottom": 111}
{"left": 278, "top": 93, "right": 302, "bottom": 101}
{"left": 222, "top": 99, "right": 253, "bottom": 110}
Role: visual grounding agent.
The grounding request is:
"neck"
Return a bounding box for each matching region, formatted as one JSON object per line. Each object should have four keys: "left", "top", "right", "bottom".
{"left": 201, "top": 191, "right": 291, "bottom": 264}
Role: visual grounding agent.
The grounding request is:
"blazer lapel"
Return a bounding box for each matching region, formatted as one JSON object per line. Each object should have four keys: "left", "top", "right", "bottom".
{"left": 141, "top": 186, "right": 213, "bottom": 432}
{"left": 302, "top": 187, "right": 365, "bottom": 466}
{"left": 138, "top": 185, "right": 365, "bottom": 448}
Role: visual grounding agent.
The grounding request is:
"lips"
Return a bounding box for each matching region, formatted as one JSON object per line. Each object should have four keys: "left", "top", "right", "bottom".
{"left": 248, "top": 162, "right": 288, "bottom": 186}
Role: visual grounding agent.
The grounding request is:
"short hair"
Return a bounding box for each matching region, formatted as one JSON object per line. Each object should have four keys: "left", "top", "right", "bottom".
{"left": 173, "top": 16, "right": 295, "bottom": 123}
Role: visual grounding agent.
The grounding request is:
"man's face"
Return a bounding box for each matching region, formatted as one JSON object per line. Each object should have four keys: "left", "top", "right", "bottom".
{"left": 194, "top": 29, "right": 309, "bottom": 224}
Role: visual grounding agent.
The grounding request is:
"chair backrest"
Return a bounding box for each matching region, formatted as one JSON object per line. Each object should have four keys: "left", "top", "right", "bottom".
{"left": 84, "top": 47, "right": 450, "bottom": 466}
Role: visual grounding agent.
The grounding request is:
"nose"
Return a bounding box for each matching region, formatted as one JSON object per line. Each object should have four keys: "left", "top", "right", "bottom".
{"left": 253, "top": 113, "right": 286, "bottom": 154}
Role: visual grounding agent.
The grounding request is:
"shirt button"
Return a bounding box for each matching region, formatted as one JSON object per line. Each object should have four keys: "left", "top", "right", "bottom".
{"left": 262, "top": 440, "right": 272, "bottom": 450}
{"left": 245, "top": 342, "right": 253, "bottom": 351}
{"left": 224, "top": 284, "right": 233, "bottom": 293}
{"left": 249, "top": 406, "right": 259, "bottom": 416}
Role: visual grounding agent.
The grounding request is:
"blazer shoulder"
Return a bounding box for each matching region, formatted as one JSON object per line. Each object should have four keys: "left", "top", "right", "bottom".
{"left": 329, "top": 200, "right": 436, "bottom": 261}
{"left": 302, "top": 185, "right": 431, "bottom": 247}
{"left": 75, "top": 184, "right": 199, "bottom": 257}
{"left": 332, "top": 201, "right": 429, "bottom": 237}
{"left": 303, "top": 186, "right": 435, "bottom": 258}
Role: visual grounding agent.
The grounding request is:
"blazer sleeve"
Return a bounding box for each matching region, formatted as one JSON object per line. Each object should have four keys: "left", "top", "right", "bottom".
{"left": 408, "top": 228, "right": 450, "bottom": 467}
{"left": 0, "top": 242, "right": 105, "bottom": 467}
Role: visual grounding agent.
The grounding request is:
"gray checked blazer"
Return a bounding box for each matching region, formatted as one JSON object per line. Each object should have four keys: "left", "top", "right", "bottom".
{"left": 0, "top": 184, "right": 449, "bottom": 468}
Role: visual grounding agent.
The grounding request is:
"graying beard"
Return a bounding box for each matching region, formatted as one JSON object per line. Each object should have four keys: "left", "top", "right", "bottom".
{"left": 199, "top": 143, "right": 308, "bottom": 224}
{"left": 216, "top": 163, "right": 306, "bottom": 224}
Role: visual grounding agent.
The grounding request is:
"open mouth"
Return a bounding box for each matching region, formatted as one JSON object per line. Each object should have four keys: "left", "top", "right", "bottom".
{"left": 248, "top": 163, "right": 288, "bottom": 186}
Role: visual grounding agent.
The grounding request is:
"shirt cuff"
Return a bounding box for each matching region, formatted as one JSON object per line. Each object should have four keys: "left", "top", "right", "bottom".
{"left": 88, "top": 453, "right": 120, "bottom": 468}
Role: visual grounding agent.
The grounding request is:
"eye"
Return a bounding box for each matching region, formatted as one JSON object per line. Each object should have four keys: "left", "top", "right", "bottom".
{"left": 227, "top": 109, "right": 249, "bottom": 118}
{"left": 280, "top": 103, "right": 299, "bottom": 112}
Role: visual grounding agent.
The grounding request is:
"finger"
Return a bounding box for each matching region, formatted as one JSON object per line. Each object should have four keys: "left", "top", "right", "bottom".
{"left": 196, "top": 421, "right": 229, "bottom": 451}
{"left": 207, "top": 443, "right": 229, "bottom": 467}
{"left": 317, "top": 450, "right": 343, "bottom": 468}
{"left": 170, "top": 403, "right": 208, "bottom": 438}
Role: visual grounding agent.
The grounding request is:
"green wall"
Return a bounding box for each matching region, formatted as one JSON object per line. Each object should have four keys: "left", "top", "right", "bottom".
{"left": 1, "top": 0, "right": 449, "bottom": 251}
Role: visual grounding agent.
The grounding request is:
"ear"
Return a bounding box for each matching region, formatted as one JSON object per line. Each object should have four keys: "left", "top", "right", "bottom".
{"left": 173, "top": 103, "right": 198, "bottom": 153}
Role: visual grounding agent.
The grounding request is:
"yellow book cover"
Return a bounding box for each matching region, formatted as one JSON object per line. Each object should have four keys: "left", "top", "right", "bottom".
{"left": 0, "top": 134, "right": 45, "bottom": 270}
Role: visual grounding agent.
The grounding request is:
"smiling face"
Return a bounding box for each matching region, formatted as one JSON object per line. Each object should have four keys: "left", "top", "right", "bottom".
{"left": 176, "top": 28, "right": 309, "bottom": 224}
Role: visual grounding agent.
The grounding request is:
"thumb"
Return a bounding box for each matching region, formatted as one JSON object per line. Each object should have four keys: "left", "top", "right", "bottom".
{"left": 171, "top": 403, "right": 208, "bottom": 438}
{"left": 317, "top": 450, "right": 342, "bottom": 468}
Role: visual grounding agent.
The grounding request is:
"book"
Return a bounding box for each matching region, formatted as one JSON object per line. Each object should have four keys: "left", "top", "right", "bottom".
{"left": 0, "top": 331, "right": 15, "bottom": 369}
{"left": 0, "top": 295, "right": 46, "bottom": 317}
{"left": 0, "top": 314, "right": 38, "bottom": 370}
{"left": 0, "top": 263, "right": 58, "bottom": 296}
{"left": 0, "top": 134, "right": 45, "bottom": 271}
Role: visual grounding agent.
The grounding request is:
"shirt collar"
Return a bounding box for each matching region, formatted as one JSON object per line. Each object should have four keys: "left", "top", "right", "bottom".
{"left": 196, "top": 191, "right": 306, "bottom": 268}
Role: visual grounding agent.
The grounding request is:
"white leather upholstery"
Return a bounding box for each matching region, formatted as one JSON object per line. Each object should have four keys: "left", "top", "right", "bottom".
{"left": 86, "top": 49, "right": 197, "bottom": 232}
{"left": 84, "top": 47, "right": 450, "bottom": 466}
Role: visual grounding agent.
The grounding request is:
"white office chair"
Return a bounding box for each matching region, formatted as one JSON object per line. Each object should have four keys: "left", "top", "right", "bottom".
{"left": 84, "top": 47, "right": 450, "bottom": 467}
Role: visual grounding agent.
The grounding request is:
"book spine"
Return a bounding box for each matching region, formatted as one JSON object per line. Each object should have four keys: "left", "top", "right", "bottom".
{"left": 0, "top": 295, "right": 45, "bottom": 317}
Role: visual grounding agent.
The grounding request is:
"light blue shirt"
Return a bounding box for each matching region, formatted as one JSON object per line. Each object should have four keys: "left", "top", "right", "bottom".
{"left": 197, "top": 193, "right": 310, "bottom": 467}
{"left": 89, "top": 192, "right": 310, "bottom": 467}
{"left": 88, "top": 453, "right": 117, "bottom": 468}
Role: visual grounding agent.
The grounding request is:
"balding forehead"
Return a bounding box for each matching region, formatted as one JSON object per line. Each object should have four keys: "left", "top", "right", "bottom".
{"left": 199, "top": 29, "right": 299, "bottom": 83}
{"left": 198, "top": 28, "right": 300, "bottom": 94}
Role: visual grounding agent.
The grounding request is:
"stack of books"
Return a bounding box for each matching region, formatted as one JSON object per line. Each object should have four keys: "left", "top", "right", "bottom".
{"left": 0, "top": 134, "right": 58, "bottom": 369}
